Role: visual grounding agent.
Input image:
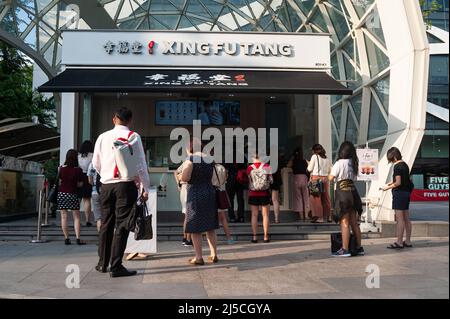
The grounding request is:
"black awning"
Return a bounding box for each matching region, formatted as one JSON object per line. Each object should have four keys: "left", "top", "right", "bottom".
{"left": 38, "top": 68, "right": 352, "bottom": 95}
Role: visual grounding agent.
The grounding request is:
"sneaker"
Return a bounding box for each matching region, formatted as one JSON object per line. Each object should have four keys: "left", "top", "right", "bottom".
{"left": 332, "top": 248, "right": 351, "bottom": 257}
{"left": 183, "top": 240, "right": 193, "bottom": 246}
{"left": 182, "top": 238, "right": 188, "bottom": 246}
{"left": 356, "top": 247, "right": 365, "bottom": 256}
{"left": 227, "top": 238, "right": 235, "bottom": 245}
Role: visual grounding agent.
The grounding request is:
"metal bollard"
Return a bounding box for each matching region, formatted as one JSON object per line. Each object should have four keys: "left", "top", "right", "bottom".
{"left": 30, "top": 189, "right": 48, "bottom": 243}
{"left": 41, "top": 188, "right": 52, "bottom": 227}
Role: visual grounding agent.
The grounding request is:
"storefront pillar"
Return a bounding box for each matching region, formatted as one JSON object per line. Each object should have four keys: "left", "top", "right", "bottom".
{"left": 59, "top": 92, "right": 77, "bottom": 165}
{"left": 317, "top": 95, "right": 332, "bottom": 156}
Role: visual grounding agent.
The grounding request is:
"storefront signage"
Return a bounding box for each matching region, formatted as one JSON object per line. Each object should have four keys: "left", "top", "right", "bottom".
{"left": 356, "top": 148, "right": 379, "bottom": 181}
{"left": 103, "top": 40, "right": 293, "bottom": 57}
{"left": 62, "top": 31, "right": 330, "bottom": 70}
{"left": 144, "top": 72, "right": 248, "bottom": 87}
{"left": 411, "top": 189, "right": 449, "bottom": 201}
{"left": 427, "top": 176, "right": 449, "bottom": 190}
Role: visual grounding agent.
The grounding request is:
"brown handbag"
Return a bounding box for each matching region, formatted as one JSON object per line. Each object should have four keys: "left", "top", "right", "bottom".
{"left": 214, "top": 165, "right": 231, "bottom": 210}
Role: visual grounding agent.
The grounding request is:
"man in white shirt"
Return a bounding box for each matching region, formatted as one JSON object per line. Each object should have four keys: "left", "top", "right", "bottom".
{"left": 92, "top": 107, "right": 150, "bottom": 278}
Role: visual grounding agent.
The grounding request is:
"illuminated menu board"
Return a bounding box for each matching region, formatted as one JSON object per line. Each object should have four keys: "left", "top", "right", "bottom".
{"left": 155, "top": 100, "right": 240, "bottom": 125}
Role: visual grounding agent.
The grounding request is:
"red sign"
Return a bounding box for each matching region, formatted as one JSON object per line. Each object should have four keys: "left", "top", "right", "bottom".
{"left": 410, "top": 189, "right": 449, "bottom": 201}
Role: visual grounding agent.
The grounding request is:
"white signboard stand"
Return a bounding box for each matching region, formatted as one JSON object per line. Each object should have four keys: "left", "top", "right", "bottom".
{"left": 357, "top": 146, "right": 379, "bottom": 232}
{"left": 125, "top": 187, "right": 157, "bottom": 254}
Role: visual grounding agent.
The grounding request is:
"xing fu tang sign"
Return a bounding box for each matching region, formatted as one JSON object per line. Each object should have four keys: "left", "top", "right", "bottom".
{"left": 61, "top": 30, "right": 331, "bottom": 70}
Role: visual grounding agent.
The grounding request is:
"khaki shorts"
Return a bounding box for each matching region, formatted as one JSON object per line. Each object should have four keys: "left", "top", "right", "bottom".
{"left": 91, "top": 192, "right": 102, "bottom": 221}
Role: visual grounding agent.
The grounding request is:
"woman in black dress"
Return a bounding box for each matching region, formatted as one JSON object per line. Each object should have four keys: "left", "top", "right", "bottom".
{"left": 382, "top": 147, "right": 414, "bottom": 249}
{"left": 181, "top": 140, "right": 219, "bottom": 265}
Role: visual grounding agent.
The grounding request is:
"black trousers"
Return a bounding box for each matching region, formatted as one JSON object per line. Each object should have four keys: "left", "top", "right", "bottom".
{"left": 226, "top": 182, "right": 245, "bottom": 221}
{"left": 98, "top": 182, "right": 137, "bottom": 271}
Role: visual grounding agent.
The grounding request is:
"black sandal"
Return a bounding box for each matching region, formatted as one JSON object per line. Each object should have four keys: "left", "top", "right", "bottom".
{"left": 251, "top": 239, "right": 258, "bottom": 243}
{"left": 387, "top": 242, "right": 404, "bottom": 249}
{"left": 64, "top": 238, "right": 71, "bottom": 245}
{"left": 403, "top": 241, "right": 413, "bottom": 248}
{"left": 76, "top": 239, "right": 87, "bottom": 245}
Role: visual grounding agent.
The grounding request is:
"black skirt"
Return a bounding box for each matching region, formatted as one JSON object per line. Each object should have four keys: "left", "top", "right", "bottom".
{"left": 270, "top": 171, "right": 282, "bottom": 191}
{"left": 79, "top": 173, "right": 92, "bottom": 198}
{"left": 392, "top": 190, "right": 411, "bottom": 210}
{"left": 333, "top": 180, "right": 363, "bottom": 222}
{"left": 248, "top": 194, "right": 272, "bottom": 206}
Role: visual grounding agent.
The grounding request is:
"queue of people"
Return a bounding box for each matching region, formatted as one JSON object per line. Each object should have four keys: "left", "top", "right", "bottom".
{"left": 44, "top": 106, "right": 416, "bottom": 276}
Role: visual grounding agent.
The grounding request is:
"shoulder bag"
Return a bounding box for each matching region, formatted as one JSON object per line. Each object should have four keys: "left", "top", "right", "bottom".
{"left": 47, "top": 167, "right": 60, "bottom": 204}
{"left": 214, "top": 164, "right": 231, "bottom": 210}
{"left": 308, "top": 155, "right": 325, "bottom": 197}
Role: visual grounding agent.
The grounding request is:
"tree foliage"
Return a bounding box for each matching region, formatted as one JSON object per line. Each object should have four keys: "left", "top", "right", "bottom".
{"left": 419, "top": 0, "right": 442, "bottom": 28}
{"left": 0, "top": 40, "right": 55, "bottom": 127}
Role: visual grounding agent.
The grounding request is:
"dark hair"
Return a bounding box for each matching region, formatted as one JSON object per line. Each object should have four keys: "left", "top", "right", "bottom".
{"left": 387, "top": 147, "right": 402, "bottom": 163}
{"left": 337, "top": 141, "right": 358, "bottom": 175}
{"left": 114, "top": 107, "right": 133, "bottom": 123}
{"left": 64, "top": 149, "right": 79, "bottom": 167}
{"left": 312, "top": 144, "right": 327, "bottom": 159}
{"left": 293, "top": 147, "right": 304, "bottom": 160}
{"left": 79, "top": 140, "right": 94, "bottom": 157}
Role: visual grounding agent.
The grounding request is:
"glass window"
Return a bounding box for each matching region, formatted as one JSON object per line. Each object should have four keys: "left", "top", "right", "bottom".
{"left": 332, "top": 105, "right": 342, "bottom": 133}
{"left": 331, "top": 53, "right": 340, "bottom": 79}
{"left": 153, "top": 14, "right": 180, "bottom": 29}
{"left": 343, "top": 56, "right": 362, "bottom": 89}
{"left": 420, "top": 135, "right": 449, "bottom": 158}
{"left": 332, "top": 131, "right": 340, "bottom": 159}
{"left": 309, "top": 9, "right": 328, "bottom": 33}
{"left": 198, "top": 0, "right": 226, "bottom": 18}
{"left": 326, "top": 5, "right": 350, "bottom": 41}
{"left": 294, "top": 0, "right": 315, "bottom": 14}
{"left": 287, "top": 3, "right": 302, "bottom": 31}
{"left": 351, "top": 0, "right": 375, "bottom": 18}
{"left": 0, "top": 171, "right": 39, "bottom": 217}
{"left": 142, "top": 137, "right": 177, "bottom": 168}
{"left": 368, "top": 96, "right": 388, "bottom": 140}
{"left": 427, "top": 33, "right": 445, "bottom": 43}
{"left": 149, "top": 0, "right": 179, "bottom": 11}
{"left": 364, "top": 33, "right": 390, "bottom": 77}
{"left": 186, "top": 1, "right": 214, "bottom": 19}
{"left": 345, "top": 109, "right": 359, "bottom": 144}
{"left": 349, "top": 93, "right": 362, "bottom": 123}
{"left": 364, "top": 6, "right": 386, "bottom": 47}
{"left": 373, "top": 76, "right": 390, "bottom": 113}
{"left": 429, "top": 55, "right": 449, "bottom": 85}
{"left": 342, "top": 38, "right": 360, "bottom": 68}
{"left": 428, "top": 84, "right": 449, "bottom": 109}
{"left": 426, "top": 114, "right": 449, "bottom": 130}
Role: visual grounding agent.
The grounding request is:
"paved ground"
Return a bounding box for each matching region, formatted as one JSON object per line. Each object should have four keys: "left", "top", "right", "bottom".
{"left": 0, "top": 237, "right": 448, "bottom": 299}
{"left": 410, "top": 202, "right": 449, "bottom": 222}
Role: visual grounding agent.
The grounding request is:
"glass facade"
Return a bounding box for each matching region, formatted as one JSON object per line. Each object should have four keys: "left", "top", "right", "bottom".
{"left": 413, "top": 0, "right": 449, "bottom": 189}
{"left": 0, "top": 0, "right": 395, "bottom": 160}
{"left": 0, "top": 1, "right": 440, "bottom": 172}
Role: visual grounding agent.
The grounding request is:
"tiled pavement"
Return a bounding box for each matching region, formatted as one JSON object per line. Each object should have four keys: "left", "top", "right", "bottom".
{"left": 0, "top": 237, "right": 448, "bottom": 299}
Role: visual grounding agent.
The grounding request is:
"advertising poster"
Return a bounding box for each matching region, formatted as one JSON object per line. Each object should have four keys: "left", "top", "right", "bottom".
{"left": 356, "top": 148, "right": 379, "bottom": 181}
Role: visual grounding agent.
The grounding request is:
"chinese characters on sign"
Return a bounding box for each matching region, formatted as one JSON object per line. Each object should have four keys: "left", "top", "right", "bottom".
{"left": 356, "top": 148, "right": 379, "bottom": 181}
{"left": 103, "top": 40, "right": 294, "bottom": 57}
{"left": 144, "top": 73, "right": 249, "bottom": 87}
{"left": 104, "top": 40, "right": 146, "bottom": 54}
